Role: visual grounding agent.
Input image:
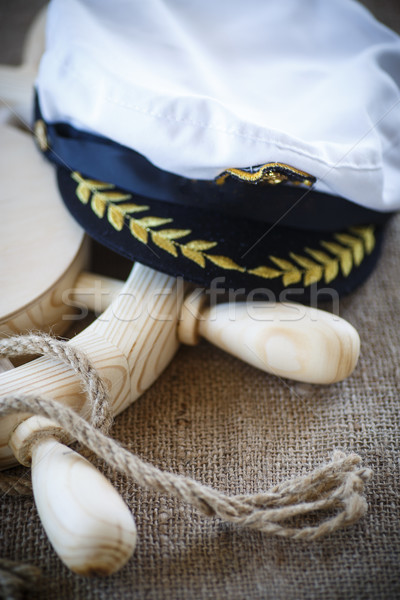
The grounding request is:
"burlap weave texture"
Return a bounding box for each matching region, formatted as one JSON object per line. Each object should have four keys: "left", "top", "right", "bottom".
{"left": 0, "top": 213, "right": 398, "bottom": 599}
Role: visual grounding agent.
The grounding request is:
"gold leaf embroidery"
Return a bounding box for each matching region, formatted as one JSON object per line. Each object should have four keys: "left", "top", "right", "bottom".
{"left": 290, "top": 253, "right": 320, "bottom": 270}
{"left": 349, "top": 226, "right": 375, "bottom": 254}
{"left": 113, "top": 203, "right": 149, "bottom": 214}
{"left": 305, "top": 268, "right": 323, "bottom": 287}
{"left": 91, "top": 194, "right": 107, "bottom": 218}
{"left": 73, "top": 173, "right": 115, "bottom": 206}
{"left": 151, "top": 231, "right": 178, "bottom": 256}
{"left": 156, "top": 229, "right": 192, "bottom": 240}
{"left": 76, "top": 182, "right": 91, "bottom": 204}
{"left": 247, "top": 266, "right": 282, "bottom": 279}
{"left": 320, "top": 241, "right": 353, "bottom": 277}
{"left": 97, "top": 191, "right": 132, "bottom": 202}
{"left": 150, "top": 228, "right": 192, "bottom": 256}
{"left": 71, "top": 172, "right": 375, "bottom": 288}
{"left": 304, "top": 248, "right": 339, "bottom": 283}
{"left": 334, "top": 233, "right": 364, "bottom": 266}
{"left": 205, "top": 255, "right": 245, "bottom": 272}
{"left": 135, "top": 216, "right": 173, "bottom": 228}
{"left": 267, "top": 256, "right": 304, "bottom": 285}
{"left": 71, "top": 172, "right": 113, "bottom": 190}
{"left": 290, "top": 253, "right": 323, "bottom": 286}
{"left": 107, "top": 205, "right": 124, "bottom": 231}
{"left": 185, "top": 240, "right": 218, "bottom": 251}
{"left": 129, "top": 219, "right": 148, "bottom": 244}
{"left": 340, "top": 250, "right": 353, "bottom": 278}
{"left": 282, "top": 270, "right": 303, "bottom": 286}
{"left": 269, "top": 256, "right": 297, "bottom": 271}
{"left": 181, "top": 245, "right": 206, "bottom": 268}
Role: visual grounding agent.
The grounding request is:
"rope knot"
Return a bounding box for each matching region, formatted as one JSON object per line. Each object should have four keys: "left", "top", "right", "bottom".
{"left": 0, "top": 332, "right": 372, "bottom": 544}
{"left": 0, "top": 332, "right": 113, "bottom": 436}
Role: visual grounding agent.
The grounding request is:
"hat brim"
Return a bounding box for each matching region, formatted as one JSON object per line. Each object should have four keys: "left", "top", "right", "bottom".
{"left": 56, "top": 166, "right": 386, "bottom": 303}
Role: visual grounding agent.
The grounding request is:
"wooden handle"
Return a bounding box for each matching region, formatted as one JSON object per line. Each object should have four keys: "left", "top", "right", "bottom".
{"left": 195, "top": 301, "right": 360, "bottom": 384}
{"left": 71, "top": 276, "right": 360, "bottom": 384}
{"left": 0, "top": 263, "right": 183, "bottom": 469}
{"left": 10, "top": 416, "right": 137, "bottom": 575}
{"left": 0, "top": 265, "right": 359, "bottom": 471}
{"left": 0, "top": 269, "right": 358, "bottom": 575}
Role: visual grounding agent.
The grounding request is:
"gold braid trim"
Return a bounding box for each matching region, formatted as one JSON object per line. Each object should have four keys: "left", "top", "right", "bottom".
{"left": 72, "top": 172, "right": 375, "bottom": 287}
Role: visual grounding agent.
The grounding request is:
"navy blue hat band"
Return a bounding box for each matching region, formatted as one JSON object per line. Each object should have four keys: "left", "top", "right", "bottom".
{"left": 34, "top": 95, "right": 389, "bottom": 234}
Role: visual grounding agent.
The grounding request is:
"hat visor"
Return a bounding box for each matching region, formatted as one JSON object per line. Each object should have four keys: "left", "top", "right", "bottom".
{"left": 56, "top": 166, "right": 387, "bottom": 304}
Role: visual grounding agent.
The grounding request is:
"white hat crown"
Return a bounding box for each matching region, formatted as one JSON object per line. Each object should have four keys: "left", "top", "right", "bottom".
{"left": 37, "top": 0, "right": 400, "bottom": 211}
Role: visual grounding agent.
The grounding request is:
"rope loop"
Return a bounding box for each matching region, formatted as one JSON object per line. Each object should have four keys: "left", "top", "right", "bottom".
{"left": 0, "top": 332, "right": 372, "bottom": 594}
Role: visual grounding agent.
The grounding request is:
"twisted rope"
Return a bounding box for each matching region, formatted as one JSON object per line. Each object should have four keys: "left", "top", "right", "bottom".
{"left": 0, "top": 333, "right": 372, "bottom": 593}
{"left": 0, "top": 333, "right": 112, "bottom": 433}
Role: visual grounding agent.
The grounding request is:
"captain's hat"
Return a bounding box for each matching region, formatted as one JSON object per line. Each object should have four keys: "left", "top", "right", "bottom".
{"left": 34, "top": 0, "right": 400, "bottom": 301}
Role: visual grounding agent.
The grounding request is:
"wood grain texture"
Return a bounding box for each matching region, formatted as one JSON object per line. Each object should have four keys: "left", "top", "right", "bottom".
{"left": 0, "top": 262, "right": 183, "bottom": 469}
{"left": 70, "top": 275, "right": 361, "bottom": 385}
{"left": 0, "top": 125, "right": 88, "bottom": 335}
{"left": 27, "top": 433, "right": 136, "bottom": 575}
{"left": 198, "top": 302, "right": 360, "bottom": 384}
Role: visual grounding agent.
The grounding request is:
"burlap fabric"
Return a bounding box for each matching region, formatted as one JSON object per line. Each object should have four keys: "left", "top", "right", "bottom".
{"left": 1, "top": 1, "right": 400, "bottom": 598}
